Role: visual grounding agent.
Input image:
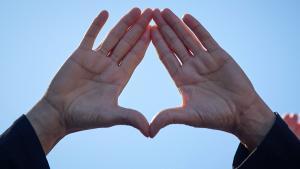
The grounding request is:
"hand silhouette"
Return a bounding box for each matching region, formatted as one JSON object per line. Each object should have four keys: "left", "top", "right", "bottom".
{"left": 150, "top": 9, "right": 275, "bottom": 150}
{"left": 27, "top": 8, "right": 152, "bottom": 153}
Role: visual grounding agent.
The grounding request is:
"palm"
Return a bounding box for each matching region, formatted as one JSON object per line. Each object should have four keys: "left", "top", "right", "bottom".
{"left": 42, "top": 9, "right": 152, "bottom": 136}
{"left": 46, "top": 48, "right": 126, "bottom": 132}
{"left": 179, "top": 52, "right": 257, "bottom": 131}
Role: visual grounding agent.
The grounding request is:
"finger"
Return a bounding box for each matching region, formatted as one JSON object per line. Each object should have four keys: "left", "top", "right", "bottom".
{"left": 151, "top": 26, "right": 181, "bottom": 80}
{"left": 149, "top": 108, "right": 191, "bottom": 138}
{"left": 80, "top": 10, "right": 109, "bottom": 49}
{"left": 110, "top": 9, "right": 152, "bottom": 63}
{"left": 153, "top": 9, "right": 191, "bottom": 63}
{"left": 183, "top": 14, "right": 221, "bottom": 52}
{"left": 283, "top": 114, "right": 290, "bottom": 122}
{"left": 161, "top": 9, "right": 203, "bottom": 54}
{"left": 120, "top": 27, "right": 150, "bottom": 77}
{"left": 291, "top": 113, "right": 298, "bottom": 122}
{"left": 284, "top": 113, "right": 298, "bottom": 130}
{"left": 97, "top": 8, "right": 141, "bottom": 56}
{"left": 115, "top": 107, "right": 150, "bottom": 137}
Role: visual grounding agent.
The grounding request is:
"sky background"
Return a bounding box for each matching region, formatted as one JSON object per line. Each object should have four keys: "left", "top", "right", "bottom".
{"left": 0, "top": 0, "right": 299, "bottom": 169}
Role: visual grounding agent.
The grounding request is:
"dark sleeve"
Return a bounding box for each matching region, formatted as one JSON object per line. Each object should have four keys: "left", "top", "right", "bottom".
{"left": 233, "top": 113, "right": 300, "bottom": 169}
{"left": 0, "top": 115, "right": 50, "bottom": 169}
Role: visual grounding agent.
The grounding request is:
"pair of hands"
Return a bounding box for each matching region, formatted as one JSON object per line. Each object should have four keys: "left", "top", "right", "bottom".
{"left": 26, "top": 8, "right": 275, "bottom": 154}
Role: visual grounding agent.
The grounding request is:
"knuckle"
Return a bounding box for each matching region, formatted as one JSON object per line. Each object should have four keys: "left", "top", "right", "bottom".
{"left": 110, "top": 29, "right": 124, "bottom": 39}
{"left": 121, "top": 18, "right": 132, "bottom": 28}
{"left": 173, "top": 20, "right": 183, "bottom": 30}
{"left": 98, "top": 46, "right": 109, "bottom": 56}
{"left": 121, "top": 37, "right": 134, "bottom": 48}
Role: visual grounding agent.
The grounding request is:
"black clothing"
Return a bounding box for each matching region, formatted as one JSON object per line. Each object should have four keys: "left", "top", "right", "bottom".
{"left": 0, "top": 114, "right": 299, "bottom": 169}
{"left": 0, "top": 115, "right": 49, "bottom": 169}
{"left": 233, "top": 113, "right": 300, "bottom": 168}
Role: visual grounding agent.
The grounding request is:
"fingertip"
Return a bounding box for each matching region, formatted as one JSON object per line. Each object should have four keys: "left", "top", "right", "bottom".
{"left": 289, "top": 113, "right": 296, "bottom": 119}
{"left": 144, "top": 8, "right": 153, "bottom": 13}
{"left": 131, "top": 7, "right": 142, "bottom": 16}
{"left": 162, "top": 8, "right": 172, "bottom": 15}
{"left": 118, "top": 107, "right": 150, "bottom": 137}
{"left": 132, "top": 7, "right": 141, "bottom": 12}
{"left": 153, "top": 9, "right": 161, "bottom": 18}
{"left": 183, "top": 13, "right": 192, "bottom": 18}
{"left": 141, "top": 128, "right": 150, "bottom": 138}
{"left": 150, "top": 114, "right": 162, "bottom": 138}
{"left": 292, "top": 113, "right": 298, "bottom": 120}
{"left": 153, "top": 8, "right": 160, "bottom": 13}
{"left": 142, "top": 8, "right": 153, "bottom": 19}
{"left": 100, "top": 10, "right": 109, "bottom": 18}
{"left": 96, "top": 10, "right": 108, "bottom": 24}
{"left": 136, "top": 113, "right": 150, "bottom": 137}
{"left": 149, "top": 132, "right": 155, "bottom": 138}
{"left": 146, "top": 126, "right": 151, "bottom": 138}
{"left": 149, "top": 125, "right": 158, "bottom": 138}
{"left": 137, "top": 122, "right": 150, "bottom": 138}
{"left": 183, "top": 13, "right": 193, "bottom": 22}
{"left": 163, "top": 8, "right": 171, "bottom": 12}
{"left": 283, "top": 113, "right": 290, "bottom": 120}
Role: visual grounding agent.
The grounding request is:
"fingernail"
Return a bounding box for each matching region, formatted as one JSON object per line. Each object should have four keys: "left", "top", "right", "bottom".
{"left": 131, "top": 7, "right": 141, "bottom": 15}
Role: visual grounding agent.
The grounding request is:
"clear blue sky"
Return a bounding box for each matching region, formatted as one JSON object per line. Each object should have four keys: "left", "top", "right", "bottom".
{"left": 1, "top": 1, "right": 299, "bottom": 169}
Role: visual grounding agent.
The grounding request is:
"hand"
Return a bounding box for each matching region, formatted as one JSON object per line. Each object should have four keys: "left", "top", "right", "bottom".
{"left": 26, "top": 8, "right": 152, "bottom": 154}
{"left": 150, "top": 9, "right": 275, "bottom": 150}
{"left": 283, "top": 114, "right": 300, "bottom": 139}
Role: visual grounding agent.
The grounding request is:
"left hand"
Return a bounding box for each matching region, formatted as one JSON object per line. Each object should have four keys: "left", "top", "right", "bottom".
{"left": 150, "top": 9, "right": 275, "bottom": 150}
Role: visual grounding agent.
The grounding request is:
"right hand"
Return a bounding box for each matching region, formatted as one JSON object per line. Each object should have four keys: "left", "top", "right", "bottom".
{"left": 27, "top": 8, "right": 152, "bottom": 154}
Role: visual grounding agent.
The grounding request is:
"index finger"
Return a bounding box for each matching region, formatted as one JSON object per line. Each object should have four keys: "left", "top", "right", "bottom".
{"left": 151, "top": 26, "right": 181, "bottom": 79}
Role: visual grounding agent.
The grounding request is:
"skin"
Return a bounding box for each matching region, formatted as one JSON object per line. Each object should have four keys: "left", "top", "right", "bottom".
{"left": 149, "top": 9, "right": 275, "bottom": 151}
{"left": 26, "top": 8, "right": 277, "bottom": 155}
{"left": 283, "top": 114, "right": 300, "bottom": 139}
{"left": 26, "top": 8, "right": 152, "bottom": 154}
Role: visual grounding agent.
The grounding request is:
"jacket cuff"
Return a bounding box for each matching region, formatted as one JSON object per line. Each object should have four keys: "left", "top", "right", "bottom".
{"left": 0, "top": 115, "right": 50, "bottom": 169}
{"left": 233, "top": 113, "right": 300, "bottom": 169}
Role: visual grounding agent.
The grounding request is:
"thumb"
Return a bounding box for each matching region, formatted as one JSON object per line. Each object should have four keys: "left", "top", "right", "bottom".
{"left": 115, "top": 106, "right": 150, "bottom": 137}
{"left": 149, "top": 107, "right": 190, "bottom": 138}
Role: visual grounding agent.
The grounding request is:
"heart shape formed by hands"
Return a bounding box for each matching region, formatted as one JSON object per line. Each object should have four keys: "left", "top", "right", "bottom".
{"left": 28, "top": 7, "right": 275, "bottom": 154}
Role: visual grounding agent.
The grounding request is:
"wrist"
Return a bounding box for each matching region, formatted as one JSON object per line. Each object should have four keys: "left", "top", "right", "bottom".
{"left": 234, "top": 96, "right": 275, "bottom": 151}
{"left": 26, "top": 98, "right": 66, "bottom": 154}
